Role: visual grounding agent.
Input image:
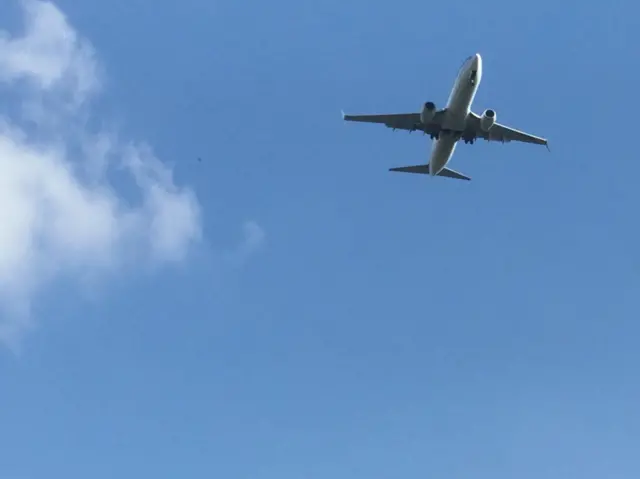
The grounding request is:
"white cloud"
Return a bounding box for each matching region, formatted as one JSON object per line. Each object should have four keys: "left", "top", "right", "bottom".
{"left": 0, "top": 0, "right": 98, "bottom": 109}
{"left": 0, "top": 1, "right": 263, "bottom": 349}
{"left": 223, "top": 220, "right": 266, "bottom": 267}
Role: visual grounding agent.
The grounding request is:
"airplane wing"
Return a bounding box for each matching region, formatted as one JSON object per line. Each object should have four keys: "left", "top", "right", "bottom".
{"left": 467, "top": 112, "right": 548, "bottom": 147}
{"left": 342, "top": 111, "right": 445, "bottom": 133}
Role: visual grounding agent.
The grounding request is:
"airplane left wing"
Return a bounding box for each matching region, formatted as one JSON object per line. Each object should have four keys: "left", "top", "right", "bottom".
{"left": 342, "top": 111, "right": 445, "bottom": 133}
{"left": 342, "top": 112, "right": 421, "bottom": 131}
{"left": 467, "top": 112, "right": 548, "bottom": 147}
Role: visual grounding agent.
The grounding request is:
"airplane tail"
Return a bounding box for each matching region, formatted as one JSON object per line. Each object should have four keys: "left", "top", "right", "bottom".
{"left": 389, "top": 164, "right": 471, "bottom": 181}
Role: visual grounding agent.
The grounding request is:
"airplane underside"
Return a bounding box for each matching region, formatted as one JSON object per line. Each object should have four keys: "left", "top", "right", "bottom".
{"left": 408, "top": 110, "right": 479, "bottom": 144}
{"left": 426, "top": 128, "right": 477, "bottom": 144}
{"left": 341, "top": 53, "right": 549, "bottom": 182}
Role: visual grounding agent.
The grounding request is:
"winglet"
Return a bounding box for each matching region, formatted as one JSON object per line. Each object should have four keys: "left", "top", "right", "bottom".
{"left": 341, "top": 109, "right": 346, "bottom": 120}
{"left": 546, "top": 142, "right": 550, "bottom": 152}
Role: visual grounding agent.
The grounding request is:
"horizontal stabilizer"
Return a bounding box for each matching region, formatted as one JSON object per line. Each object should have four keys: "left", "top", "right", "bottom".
{"left": 389, "top": 164, "right": 471, "bottom": 181}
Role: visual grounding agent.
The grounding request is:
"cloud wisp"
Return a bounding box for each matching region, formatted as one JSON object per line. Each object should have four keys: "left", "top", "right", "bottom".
{"left": 0, "top": 1, "right": 263, "bottom": 349}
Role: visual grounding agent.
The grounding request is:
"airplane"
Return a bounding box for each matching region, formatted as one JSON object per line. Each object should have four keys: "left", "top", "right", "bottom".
{"left": 341, "top": 53, "right": 548, "bottom": 181}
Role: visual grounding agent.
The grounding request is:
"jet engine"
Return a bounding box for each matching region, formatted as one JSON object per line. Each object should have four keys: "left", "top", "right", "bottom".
{"left": 480, "top": 109, "right": 496, "bottom": 131}
{"left": 420, "top": 101, "right": 436, "bottom": 124}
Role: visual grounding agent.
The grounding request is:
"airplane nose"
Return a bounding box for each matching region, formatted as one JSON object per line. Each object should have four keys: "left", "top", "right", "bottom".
{"left": 474, "top": 53, "right": 482, "bottom": 67}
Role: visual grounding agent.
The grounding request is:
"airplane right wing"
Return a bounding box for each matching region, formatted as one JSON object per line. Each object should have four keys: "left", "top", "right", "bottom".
{"left": 342, "top": 111, "right": 445, "bottom": 133}
{"left": 467, "top": 112, "right": 548, "bottom": 147}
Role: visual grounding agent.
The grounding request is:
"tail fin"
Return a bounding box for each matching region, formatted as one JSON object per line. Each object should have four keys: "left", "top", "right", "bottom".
{"left": 389, "top": 164, "right": 471, "bottom": 181}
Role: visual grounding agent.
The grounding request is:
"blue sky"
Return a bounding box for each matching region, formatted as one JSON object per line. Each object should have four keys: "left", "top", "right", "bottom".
{"left": 0, "top": 0, "right": 639, "bottom": 477}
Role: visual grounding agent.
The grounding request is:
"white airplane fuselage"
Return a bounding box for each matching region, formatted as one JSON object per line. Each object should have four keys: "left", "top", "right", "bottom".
{"left": 429, "top": 53, "right": 482, "bottom": 176}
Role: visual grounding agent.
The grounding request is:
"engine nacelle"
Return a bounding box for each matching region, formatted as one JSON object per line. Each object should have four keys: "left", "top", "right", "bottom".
{"left": 480, "top": 109, "right": 496, "bottom": 131}
{"left": 420, "top": 101, "right": 436, "bottom": 124}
